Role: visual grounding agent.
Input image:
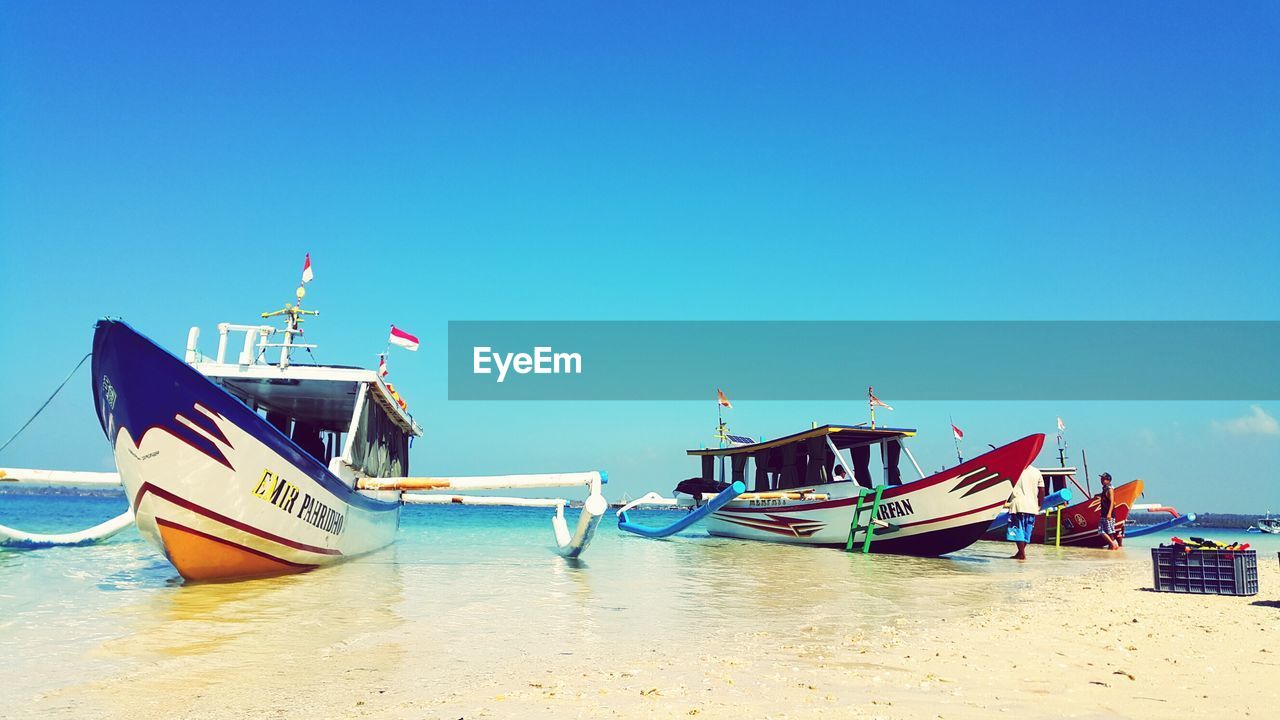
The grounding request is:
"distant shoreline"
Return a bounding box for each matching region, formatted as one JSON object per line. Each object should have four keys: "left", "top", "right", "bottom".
{"left": 2, "top": 486, "right": 1271, "bottom": 531}
{"left": 1128, "top": 511, "right": 1269, "bottom": 531}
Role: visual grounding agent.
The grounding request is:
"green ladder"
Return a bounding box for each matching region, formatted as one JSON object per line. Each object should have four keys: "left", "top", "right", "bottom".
{"left": 846, "top": 486, "right": 886, "bottom": 553}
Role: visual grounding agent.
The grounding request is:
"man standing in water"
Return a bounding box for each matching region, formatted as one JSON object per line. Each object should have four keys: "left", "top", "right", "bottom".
{"left": 1098, "top": 472, "right": 1121, "bottom": 550}
{"left": 1007, "top": 464, "right": 1045, "bottom": 560}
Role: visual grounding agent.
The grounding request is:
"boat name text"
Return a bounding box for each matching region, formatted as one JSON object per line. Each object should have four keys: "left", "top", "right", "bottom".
{"left": 253, "top": 469, "right": 346, "bottom": 535}
{"left": 876, "top": 498, "right": 914, "bottom": 520}
{"left": 473, "top": 346, "right": 582, "bottom": 383}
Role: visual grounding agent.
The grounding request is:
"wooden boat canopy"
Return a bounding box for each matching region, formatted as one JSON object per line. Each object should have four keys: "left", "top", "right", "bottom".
{"left": 689, "top": 425, "right": 921, "bottom": 492}
{"left": 688, "top": 425, "right": 916, "bottom": 457}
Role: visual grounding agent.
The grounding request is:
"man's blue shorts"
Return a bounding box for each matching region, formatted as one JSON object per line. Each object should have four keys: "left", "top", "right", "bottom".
{"left": 1006, "top": 513, "right": 1037, "bottom": 543}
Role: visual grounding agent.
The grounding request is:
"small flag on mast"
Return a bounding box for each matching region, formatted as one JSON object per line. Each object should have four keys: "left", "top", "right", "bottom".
{"left": 1057, "top": 417, "right": 1066, "bottom": 432}
{"left": 717, "top": 389, "right": 732, "bottom": 409}
{"left": 952, "top": 423, "right": 964, "bottom": 441}
{"left": 868, "top": 387, "right": 893, "bottom": 411}
{"left": 378, "top": 354, "right": 388, "bottom": 377}
{"left": 301, "top": 253, "right": 314, "bottom": 284}
{"left": 388, "top": 325, "right": 420, "bottom": 351}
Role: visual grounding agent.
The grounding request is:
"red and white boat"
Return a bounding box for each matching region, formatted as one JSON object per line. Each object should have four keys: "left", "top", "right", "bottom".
{"left": 984, "top": 467, "right": 1191, "bottom": 547}
{"left": 620, "top": 425, "right": 1045, "bottom": 556}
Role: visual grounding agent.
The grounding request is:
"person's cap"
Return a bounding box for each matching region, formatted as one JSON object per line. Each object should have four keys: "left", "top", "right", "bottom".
{"left": 1100, "top": 472, "right": 1112, "bottom": 482}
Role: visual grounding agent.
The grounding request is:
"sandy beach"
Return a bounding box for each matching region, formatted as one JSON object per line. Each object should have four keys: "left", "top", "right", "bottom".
{"left": 397, "top": 553, "right": 1279, "bottom": 720}
{"left": 16, "top": 535, "right": 1274, "bottom": 720}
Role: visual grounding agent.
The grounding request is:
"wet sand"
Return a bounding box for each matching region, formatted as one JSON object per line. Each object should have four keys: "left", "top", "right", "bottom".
{"left": 384, "top": 552, "right": 1279, "bottom": 720}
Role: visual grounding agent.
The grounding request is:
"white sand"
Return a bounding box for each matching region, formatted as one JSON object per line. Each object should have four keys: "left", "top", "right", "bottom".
{"left": 24, "top": 549, "right": 1279, "bottom": 720}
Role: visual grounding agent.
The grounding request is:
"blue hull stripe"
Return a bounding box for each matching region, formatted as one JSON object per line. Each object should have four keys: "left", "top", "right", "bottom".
{"left": 91, "top": 319, "right": 399, "bottom": 513}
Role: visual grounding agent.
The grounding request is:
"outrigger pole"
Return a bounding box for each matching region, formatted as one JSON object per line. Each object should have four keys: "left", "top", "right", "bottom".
{"left": 0, "top": 469, "right": 131, "bottom": 549}
{"left": 616, "top": 481, "right": 746, "bottom": 539}
{"left": 357, "top": 471, "right": 608, "bottom": 558}
{"left": 1, "top": 510, "right": 134, "bottom": 549}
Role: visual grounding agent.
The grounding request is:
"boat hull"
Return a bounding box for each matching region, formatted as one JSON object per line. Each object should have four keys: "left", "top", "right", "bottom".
{"left": 91, "top": 320, "right": 401, "bottom": 582}
{"left": 983, "top": 478, "right": 1144, "bottom": 547}
{"left": 705, "top": 434, "right": 1045, "bottom": 556}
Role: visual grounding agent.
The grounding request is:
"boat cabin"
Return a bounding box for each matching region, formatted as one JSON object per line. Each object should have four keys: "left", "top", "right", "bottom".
{"left": 183, "top": 319, "right": 422, "bottom": 484}
{"left": 688, "top": 425, "right": 924, "bottom": 492}
{"left": 1040, "top": 467, "right": 1078, "bottom": 495}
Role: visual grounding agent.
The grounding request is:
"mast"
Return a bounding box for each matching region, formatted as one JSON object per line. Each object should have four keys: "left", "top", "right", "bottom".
{"left": 715, "top": 413, "right": 728, "bottom": 483}
{"left": 1056, "top": 422, "right": 1067, "bottom": 468}
{"left": 261, "top": 284, "right": 319, "bottom": 368}
{"left": 949, "top": 414, "right": 963, "bottom": 464}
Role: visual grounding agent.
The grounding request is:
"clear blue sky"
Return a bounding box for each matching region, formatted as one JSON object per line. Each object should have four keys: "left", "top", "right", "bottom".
{"left": 1, "top": 2, "right": 1277, "bottom": 511}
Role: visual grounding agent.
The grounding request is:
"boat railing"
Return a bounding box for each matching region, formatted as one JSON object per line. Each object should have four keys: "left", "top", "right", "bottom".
{"left": 187, "top": 321, "right": 322, "bottom": 369}
{"left": 187, "top": 323, "right": 277, "bottom": 366}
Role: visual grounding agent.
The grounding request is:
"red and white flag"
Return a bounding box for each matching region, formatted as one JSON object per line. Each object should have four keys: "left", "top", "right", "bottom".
{"left": 378, "top": 354, "right": 388, "bottom": 377}
{"left": 388, "top": 325, "right": 420, "bottom": 351}
{"left": 716, "top": 389, "right": 732, "bottom": 409}
{"left": 301, "top": 253, "right": 314, "bottom": 284}
{"left": 868, "top": 386, "right": 893, "bottom": 411}
{"left": 952, "top": 424, "right": 964, "bottom": 441}
{"left": 1056, "top": 417, "right": 1066, "bottom": 432}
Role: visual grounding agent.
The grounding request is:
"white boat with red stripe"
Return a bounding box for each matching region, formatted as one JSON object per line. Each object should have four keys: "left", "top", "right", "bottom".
{"left": 622, "top": 425, "right": 1044, "bottom": 556}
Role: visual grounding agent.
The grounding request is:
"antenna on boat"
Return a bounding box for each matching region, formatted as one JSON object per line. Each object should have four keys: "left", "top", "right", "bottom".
{"left": 1055, "top": 416, "right": 1068, "bottom": 468}
{"left": 949, "top": 414, "right": 963, "bottom": 464}
{"left": 261, "top": 284, "right": 319, "bottom": 368}
{"left": 868, "top": 386, "right": 893, "bottom": 428}
{"left": 715, "top": 389, "right": 732, "bottom": 448}
{"left": 714, "top": 389, "right": 733, "bottom": 484}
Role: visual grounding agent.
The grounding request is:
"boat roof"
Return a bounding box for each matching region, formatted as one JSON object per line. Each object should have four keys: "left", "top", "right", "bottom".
{"left": 1039, "top": 467, "right": 1078, "bottom": 476}
{"left": 195, "top": 361, "right": 422, "bottom": 436}
{"left": 688, "top": 425, "right": 916, "bottom": 457}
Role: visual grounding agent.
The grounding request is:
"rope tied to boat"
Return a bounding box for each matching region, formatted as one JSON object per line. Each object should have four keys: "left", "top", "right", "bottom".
{"left": 0, "top": 352, "right": 92, "bottom": 457}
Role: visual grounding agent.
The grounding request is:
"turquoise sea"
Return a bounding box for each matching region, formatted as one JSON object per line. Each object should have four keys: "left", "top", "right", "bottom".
{"left": 2, "top": 490, "right": 1277, "bottom": 717}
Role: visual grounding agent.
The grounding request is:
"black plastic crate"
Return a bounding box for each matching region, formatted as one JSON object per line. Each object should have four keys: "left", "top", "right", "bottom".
{"left": 1151, "top": 546, "right": 1258, "bottom": 596}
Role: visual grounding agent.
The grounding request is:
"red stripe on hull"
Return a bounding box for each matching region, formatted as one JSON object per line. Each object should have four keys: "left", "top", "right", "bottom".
{"left": 133, "top": 481, "right": 343, "bottom": 556}
{"left": 718, "top": 435, "right": 1044, "bottom": 515}
{"left": 155, "top": 518, "right": 317, "bottom": 581}
{"left": 895, "top": 499, "right": 1009, "bottom": 529}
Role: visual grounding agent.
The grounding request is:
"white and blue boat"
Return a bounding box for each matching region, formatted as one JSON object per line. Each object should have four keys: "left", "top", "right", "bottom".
{"left": 88, "top": 282, "right": 605, "bottom": 581}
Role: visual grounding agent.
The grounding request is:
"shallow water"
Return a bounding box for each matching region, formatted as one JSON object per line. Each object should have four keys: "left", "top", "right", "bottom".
{"left": 2, "top": 492, "right": 1277, "bottom": 715}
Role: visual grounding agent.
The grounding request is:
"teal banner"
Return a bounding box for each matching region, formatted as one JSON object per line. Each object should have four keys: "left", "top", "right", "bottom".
{"left": 447, "top": 321, "right": 1280, "bottom": 401}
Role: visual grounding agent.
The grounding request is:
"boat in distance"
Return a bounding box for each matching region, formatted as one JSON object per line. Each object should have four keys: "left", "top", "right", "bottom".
{"left": 1247, "top": 515, "right": 1280, "bottom": 534}
{"left": 621, "top": 424, "right": 1045, "bottom": 556}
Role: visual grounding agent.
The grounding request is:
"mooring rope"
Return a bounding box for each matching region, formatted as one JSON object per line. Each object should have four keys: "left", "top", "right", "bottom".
{"left": 0, "top": 352, "right": 92, "bottom": 457}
